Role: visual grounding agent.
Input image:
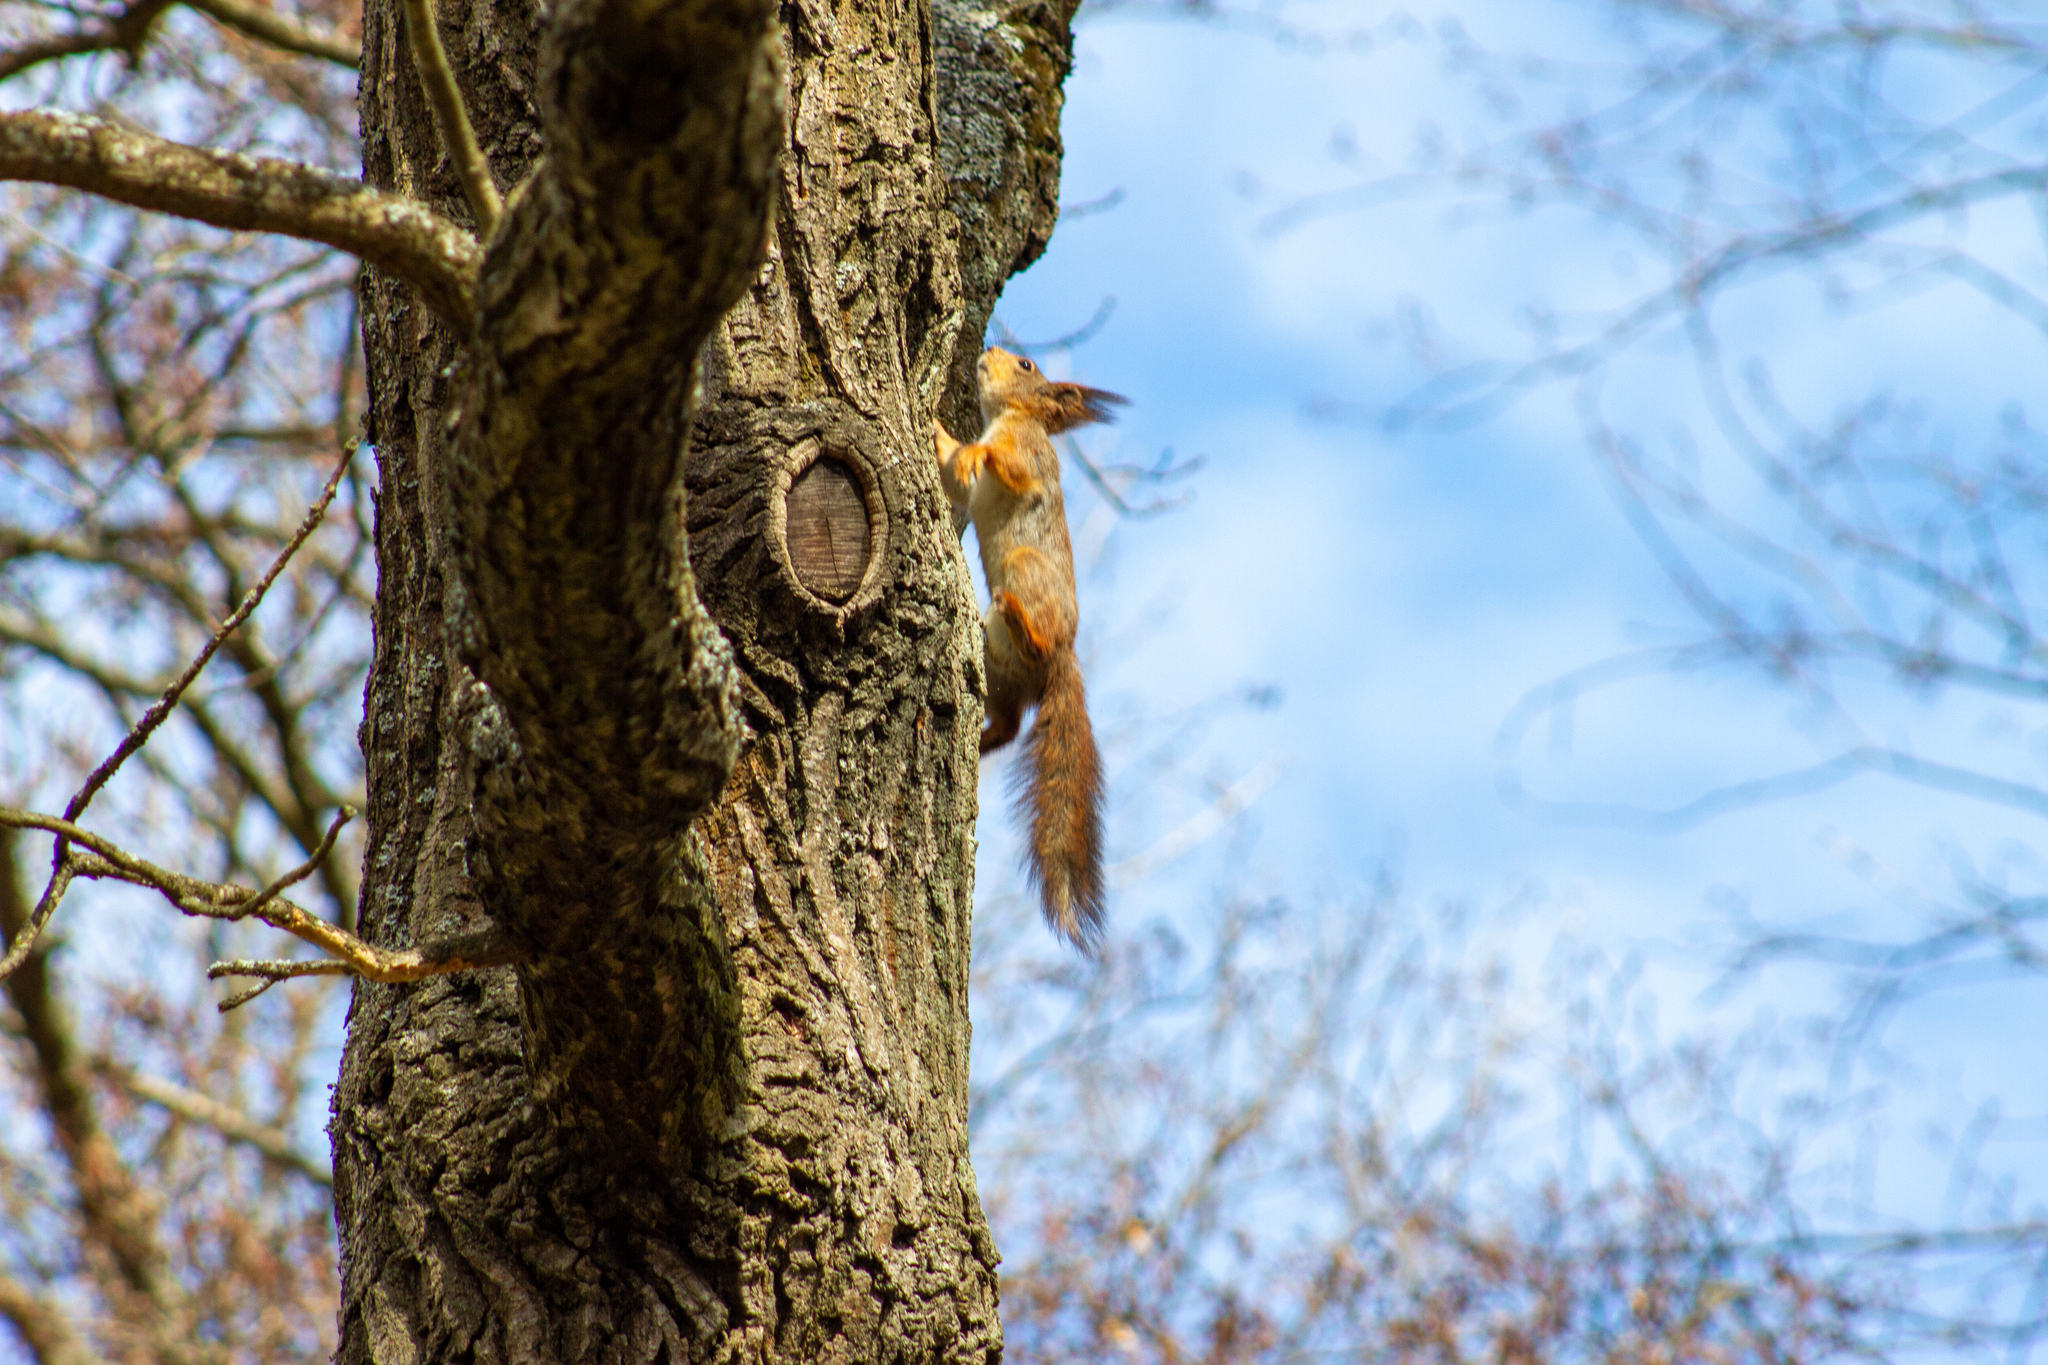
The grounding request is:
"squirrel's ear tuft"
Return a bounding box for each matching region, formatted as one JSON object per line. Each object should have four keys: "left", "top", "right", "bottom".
{"left": 1041, "top": 383, "right": 1129, "bottom": 434}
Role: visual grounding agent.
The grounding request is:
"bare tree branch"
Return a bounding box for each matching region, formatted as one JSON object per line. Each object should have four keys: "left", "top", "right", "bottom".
{"left": 399, "top": 0, "right": 500, "bottom": 236}
{"left": 90, "top": 1058, "right": 333, "bottom": 1186}
{"left": 0, "top": 31, "right": 127, "bottom": 85}
{"left": 0, "top": 0, "right": 355, "bottom": 80}
{"left": 183, "top": 0, "right": 360, "bottom": 67}
{"left": 0, "top": 1271, "right": 112, "bottom": 1365}
{"left": 0, "top": 0, "right": 174, "bottom": 84}
{"left": 0, "top": 806, "right": 521, "bottom": 1002}
{"left": 1061, "top": 434, "right": 1201, "bottom": 518}
{"left": 0, "top": 113, "right": 478, "bottom": 328}
{"left": 0, "top": 447, "right": 349, "bottom": 981}
{"left": 0, "top": 831, "right": 193, "bottom": 1355}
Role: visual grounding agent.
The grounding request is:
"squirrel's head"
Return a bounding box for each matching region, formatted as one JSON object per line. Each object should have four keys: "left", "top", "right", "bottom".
{"left": 977, "top": 346, "right": 1128, "bottom": 434}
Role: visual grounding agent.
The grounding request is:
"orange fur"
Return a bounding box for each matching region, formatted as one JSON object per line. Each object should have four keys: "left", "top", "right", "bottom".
{"left": 931, "top": 347, "right": 1122, "bottom": 946}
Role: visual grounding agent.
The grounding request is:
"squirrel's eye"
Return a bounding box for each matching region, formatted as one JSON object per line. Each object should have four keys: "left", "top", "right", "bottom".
{"left": 1020, "top": 358, "right": 1035, "bottom": 371}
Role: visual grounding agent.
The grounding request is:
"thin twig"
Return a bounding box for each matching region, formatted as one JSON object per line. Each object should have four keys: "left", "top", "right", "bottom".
{"left": 236, "top": 802, "right": 351, "bottom": 922}
{"left": 0, "top": 806, "right": 522, "bottom": 1003}
{"left": 1107, "top": 757, "right": 1283, "bottom": 889}
{"left": 401, "top": 0, "right": 502, "bottom": 237}
{"left": 995, "top": 297, "right": 1118, "bottom": 355}
{"left": 64, "top": 444, "right": 351, "bottom": 816}
{"left": 1056, "top": 187, "right": 1126, "bottom": 221}
{"left": 209, "top": 959, "right": 350, "bottom": 1010}
{"left": 0, "top": 861, "right": 76, "bottom": 987}
{"left": 1062, "top": 436, "right": 1201, "bottom": 518}
{"left": 0, "top": 447, "right": 350, "bottom": 981}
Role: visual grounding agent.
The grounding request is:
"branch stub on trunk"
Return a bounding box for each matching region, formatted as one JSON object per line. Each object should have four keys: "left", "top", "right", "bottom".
{"left": 785, "top": 456, "right": 870, "bottom": 602}
{"left": 769, "top": 435, "right": 892, "bottom": 622}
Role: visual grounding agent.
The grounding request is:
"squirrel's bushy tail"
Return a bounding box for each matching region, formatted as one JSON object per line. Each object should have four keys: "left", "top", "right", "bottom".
{"left": 1019, "top": 647, "right": 1105, "bottom": 946}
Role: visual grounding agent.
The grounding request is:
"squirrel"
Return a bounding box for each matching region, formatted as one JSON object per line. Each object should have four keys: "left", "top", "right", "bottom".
{"left": 933, "top": 346, "right": 1126, "bottom": 946}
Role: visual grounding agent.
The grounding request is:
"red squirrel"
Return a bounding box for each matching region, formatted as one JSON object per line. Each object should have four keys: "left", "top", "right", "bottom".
{"left": 933, "top": 346, "right": 1125, "bottom": 945}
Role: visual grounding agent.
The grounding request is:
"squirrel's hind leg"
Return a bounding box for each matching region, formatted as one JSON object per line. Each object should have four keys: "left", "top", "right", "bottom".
{"left": 980, "top": 606, "right": 1031, "bottom": 754}
{"left": 980, "top": 707, "right": 1023, "bottom": 755}
{"left": 992, "top": 546, "right": 1077, "bottom": 662}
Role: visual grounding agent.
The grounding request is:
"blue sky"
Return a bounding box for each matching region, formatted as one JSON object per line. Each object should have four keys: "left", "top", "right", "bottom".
{"left": 969, "top": 0, "right": 2048, "bottom": 1238}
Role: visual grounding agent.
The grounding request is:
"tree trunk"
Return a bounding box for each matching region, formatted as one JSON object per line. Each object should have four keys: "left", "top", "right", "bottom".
{"left": 331, "top": 0, "right": 1078, "bottom": 1358}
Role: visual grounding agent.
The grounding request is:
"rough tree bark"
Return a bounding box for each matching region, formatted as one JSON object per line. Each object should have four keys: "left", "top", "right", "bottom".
{"left": 333, "top": 0, "right": 1080, "bottom": 1359}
